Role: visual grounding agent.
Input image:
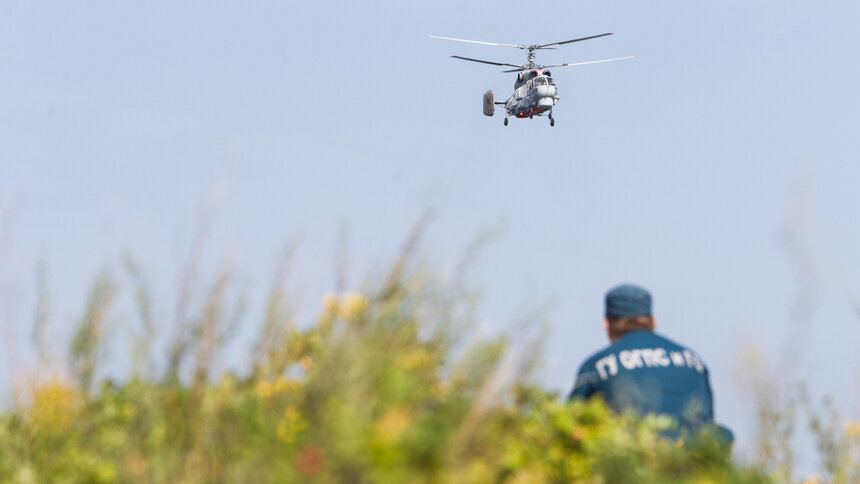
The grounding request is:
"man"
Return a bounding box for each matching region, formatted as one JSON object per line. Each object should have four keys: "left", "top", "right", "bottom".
{"left": 568, "top": 284, "right": 731, "bottom": 441}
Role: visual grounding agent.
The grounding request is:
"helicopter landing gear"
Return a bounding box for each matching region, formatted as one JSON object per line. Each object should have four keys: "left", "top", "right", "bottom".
{"left": 504, "top": 117, "right": 508, "bottom": 126}
{"left": 549, "top": 112, "right": 555, "bottom": 127}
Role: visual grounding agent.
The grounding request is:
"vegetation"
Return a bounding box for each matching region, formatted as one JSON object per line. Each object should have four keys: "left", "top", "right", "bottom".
{"left": 0, "top": 231, "right": 855, "bottom": 483}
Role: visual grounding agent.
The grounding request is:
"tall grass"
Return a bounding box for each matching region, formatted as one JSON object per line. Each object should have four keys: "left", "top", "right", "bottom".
{"left": 0, "top": 227, "right": 855, "bottom": 482}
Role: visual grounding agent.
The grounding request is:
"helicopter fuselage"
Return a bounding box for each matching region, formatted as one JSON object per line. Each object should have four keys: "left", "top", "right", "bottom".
{"left": 505, "top": 70, "right": 558, "bottom": 118}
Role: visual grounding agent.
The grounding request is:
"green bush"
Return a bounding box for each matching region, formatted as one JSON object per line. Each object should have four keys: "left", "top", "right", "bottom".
{"left": 0, "top": 244, "right": 850, "bottom": 482}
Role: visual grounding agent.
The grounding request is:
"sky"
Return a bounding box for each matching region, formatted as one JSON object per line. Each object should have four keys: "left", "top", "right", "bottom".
{"left": 2, "top": 0, "right": 860, "bottom": 470}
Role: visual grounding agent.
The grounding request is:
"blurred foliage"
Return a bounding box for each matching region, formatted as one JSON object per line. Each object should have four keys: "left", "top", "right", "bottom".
{"left": 0, "top": 242, "right": 854, "bottom": 483}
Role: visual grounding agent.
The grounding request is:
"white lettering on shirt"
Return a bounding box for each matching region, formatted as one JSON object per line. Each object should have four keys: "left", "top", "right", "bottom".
{"left": 619, "top": 350, "right": 644, "bottom": 370}
{"left": 605, "top": 348, "right": 704, "bottom": 373}
{"left": 653, "top": 348, "right": 671, "bottom": 367}
{"left": 595, "top": 354, "right": 618, "bottom": 380}
{"left": 683, "top": 350, "right": 705, "bottom": 373}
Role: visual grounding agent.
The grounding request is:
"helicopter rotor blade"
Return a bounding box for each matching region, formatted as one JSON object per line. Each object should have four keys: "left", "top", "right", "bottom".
{"left": 542, "top": 56, "right": 635, "bottom": 68}
{"left": 428, "top": 35, "right": 521, "bottom": 49}
{"left": 535, "top": 33, "right": 614, "bottom": 49}
{"left": 450, "top": 55, "right": 526, "bottom": 69}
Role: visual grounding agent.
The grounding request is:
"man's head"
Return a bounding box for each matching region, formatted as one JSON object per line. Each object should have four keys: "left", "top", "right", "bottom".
{"left": 603, "top": 284, "right": 655, "bottom": 341}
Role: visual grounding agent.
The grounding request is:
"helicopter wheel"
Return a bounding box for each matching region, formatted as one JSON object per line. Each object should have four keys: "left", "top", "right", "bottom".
{"left": 529, "top": 114, "right": 533, "bottom": 119}
{"left": 550, "top": 117, "right": 555, "bottom": 127}
{"left": 504, "top": 118, "right": 508, "bottom": 126}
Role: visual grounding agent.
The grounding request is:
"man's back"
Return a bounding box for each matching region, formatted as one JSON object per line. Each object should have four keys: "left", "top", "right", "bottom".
{"left": 568, "top": 329, "right": 713, "bottom": 429}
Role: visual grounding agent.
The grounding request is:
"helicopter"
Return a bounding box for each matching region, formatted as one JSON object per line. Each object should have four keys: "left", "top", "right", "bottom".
{"left": 428, "top": 33, "right": 633, "bottom": 126}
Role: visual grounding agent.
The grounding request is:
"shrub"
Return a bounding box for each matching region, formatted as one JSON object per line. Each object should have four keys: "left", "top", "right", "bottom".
{"left": 0, "top": 239, "right": 830, "bottom": 482}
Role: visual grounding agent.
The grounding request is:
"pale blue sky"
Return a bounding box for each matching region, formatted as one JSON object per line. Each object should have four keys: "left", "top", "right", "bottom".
{"left": 2, "top": 0, "right": 860, "bottom": 469}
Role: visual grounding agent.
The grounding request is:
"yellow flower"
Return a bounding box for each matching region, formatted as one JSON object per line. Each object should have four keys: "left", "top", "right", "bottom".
{"left": 27, "top": 378, "right": 81, "bottom": 433}
{"left": 374, "top": 407, "right": 412, "bottom": 444}
{"left": 284, "top": 405, "right": 302, "bottom": 421}
{"left": 508, "top": 469, "right": 547, "bottom": 484}
{"left": 319, "top": 292, "right": 340, "bottom": 325}
{"left": 257, "top": 376, "right": 300, "bottom": 398}
{"left": 463, "top": 460, "right": 493, "bottom": 484}
{"left": 274, "top": 376, "right": 299, "bottom": 393}
{"left": 323, "top": 292, "right": 338, "bottom": 311}
{"left": 570, "top": 425, "right": 587, "bottom": 441}
{"left": 846, "top": 421, "right": 860, "bottom": 438}
{"left": 256, "top": 380, "right": 274, "bottom": 398}
{"left": 338, "top": 291, "right": 369, "bottom": 320}
{"left": 277, "top": 405, "right": 308, "bottom": 443}
{"left": 396, "top": 348, "right": 430, "bottom": 370}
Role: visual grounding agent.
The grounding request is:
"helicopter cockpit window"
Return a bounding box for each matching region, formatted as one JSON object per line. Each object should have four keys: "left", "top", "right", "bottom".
{"left": 534, "top": 77, "right": 548, "bottom": 85}
{"left": 546, "top": 77, "right": 556, "bottom": 85}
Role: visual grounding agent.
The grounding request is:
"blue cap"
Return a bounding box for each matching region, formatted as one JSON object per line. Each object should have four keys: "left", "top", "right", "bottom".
{"left": 605, "top": 284, "right": 652, "bottom": 318}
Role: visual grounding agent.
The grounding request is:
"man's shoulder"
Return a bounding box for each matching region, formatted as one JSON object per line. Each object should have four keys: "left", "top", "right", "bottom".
{"left": 578, "top": 331, "right": 657, "bottom": 369}
{"left": 648, "top": 332, "right": 707, "bottom": 361}
{"left": 641, "top": 331, "right": 686, "bottom": 350}
{"left": 616, "top": 330, "right": 695, "bottom": 352}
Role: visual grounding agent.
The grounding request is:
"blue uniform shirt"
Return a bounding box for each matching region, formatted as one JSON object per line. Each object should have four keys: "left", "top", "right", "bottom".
{"left": 568, "top": 330, "right": 714, "bottom": 431}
